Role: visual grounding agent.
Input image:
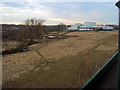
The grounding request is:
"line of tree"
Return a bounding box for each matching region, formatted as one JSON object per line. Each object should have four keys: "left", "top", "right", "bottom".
{"left": 3, "top": 18, "right": 46, "bottom": 43}
{"left": 2, "top": 18, "right": 67, "bottom": 54}
{"left": 2, "top": 18, "right": 67, "bottom": 42}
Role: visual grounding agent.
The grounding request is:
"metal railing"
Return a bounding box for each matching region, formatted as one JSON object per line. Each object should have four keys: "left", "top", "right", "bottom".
{"left": 81, "top": 52, "right": 118, "bottom": 89}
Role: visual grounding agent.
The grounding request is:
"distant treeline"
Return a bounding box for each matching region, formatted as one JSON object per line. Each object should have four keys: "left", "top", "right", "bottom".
{"left": 2, "top": 18, "right": 68, "bottom": 43}
{"left": 2, "top": 18, "right": 68, "bottom": 55}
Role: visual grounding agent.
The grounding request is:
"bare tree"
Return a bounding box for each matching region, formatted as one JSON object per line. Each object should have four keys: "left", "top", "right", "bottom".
{"left": 57, "top": 23, "right": 66, "bottom": 33}
{"left": 24, "top": 18, "right": 45, "bottom": 26}
{"left": 22, "top": 18, "right": 46, "bottom": 44}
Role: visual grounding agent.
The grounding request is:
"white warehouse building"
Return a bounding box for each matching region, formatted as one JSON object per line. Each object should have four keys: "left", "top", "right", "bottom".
{"left": 84, "top": 22, "right": 96, "bottom": 26}
{"left": 67, "top": 22, "right": 113, "bottom": 31}
{"left": 68, "top": 23, "right": 83, "bottom": 30}
{"left": 101, "top": 26, "right": 113, "bottom": 30}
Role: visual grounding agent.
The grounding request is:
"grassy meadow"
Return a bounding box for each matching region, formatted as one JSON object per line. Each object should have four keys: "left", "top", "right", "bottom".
{"left": 2, "top": 31, "right": 118, "bottom": 88}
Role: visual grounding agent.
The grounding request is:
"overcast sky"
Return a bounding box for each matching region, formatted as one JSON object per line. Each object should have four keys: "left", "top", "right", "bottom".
{"left": 0, "top": 1, "right": 119, "bottom": 25}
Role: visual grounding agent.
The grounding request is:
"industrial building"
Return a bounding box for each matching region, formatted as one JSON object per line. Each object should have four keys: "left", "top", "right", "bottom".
{"left": 84, "top": 22, "right": 96, "bottom": 26}
{"left": 67, "top": 23, "right": 82, "bottom": 30}
{"left": 78, "top": 26, "right": 102, "bottom": 31}
{"left": 67, "top": 22, "right": 114, "bottom": 31}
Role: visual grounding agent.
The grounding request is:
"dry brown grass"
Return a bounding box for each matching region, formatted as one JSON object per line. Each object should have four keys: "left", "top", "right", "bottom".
{"left": 2, "top": 31, "right": 118, "bottom": 88}
{"left": 2, "top": 41, "right": 22, "bottom": 52}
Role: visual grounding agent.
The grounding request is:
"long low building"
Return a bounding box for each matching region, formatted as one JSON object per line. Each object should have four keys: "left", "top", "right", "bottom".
{"left": 102, "top": 26, "right": 114, "bottom": 30}
{"left": 78, "top": 26, "right": 102, "bottom": 31}
{"left": 68, "top": 24, "right": 114, "bottom": 31}
{"left": 67, "top": 23, "right": 83, "bottom": 30}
